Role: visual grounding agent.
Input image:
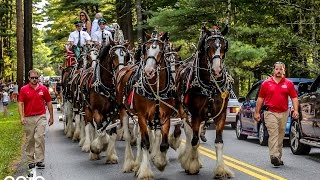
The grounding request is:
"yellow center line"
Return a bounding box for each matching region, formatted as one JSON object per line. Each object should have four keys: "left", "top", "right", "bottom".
{"left": 181, "top": 140, "right": 287, "bottom": 180}
{"left": 199, "top": 149, "right": 271, "bottom": 180}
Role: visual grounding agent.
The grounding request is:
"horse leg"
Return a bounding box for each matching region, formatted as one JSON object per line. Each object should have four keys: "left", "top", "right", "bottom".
{"left": 82, "top": 106, "right": 93, "bottom": 152}
{"left": 66, "top": 101, "right": 75, "bottom": 138}
{"left": 79, "top": 114, "right": 86, "bottom": 147}
{"left": 151, "top": 116, "right": 170, "bottom": 172}
{"left": 72, "top": 111, "right": 81, "bottom": 141}
{"left": 136, "top": 115, "right": 154, "bottom": 179}
{"left": 180, "top": 115, "right": 202, "bottom": 175}
{"left": 90, "top": 112, "right": 105, "bottom": 160}
{"left": 105, "top": 128, "right": 118, "bottom": 164}
{"left": 129, "top": 118, "right": 137, "bottom": 146}
{"left": 133, "top": 124, "right": 142, "bottom": 173}
{"left": 121, "top": 109, "right": 135, "bottom": 172}
{"left": 116, "top": 119, "right": 124, "bottom": 141}
{"left": 169, "top": 124, "right": 182, "bottom": 150}
{"left": 213, "top": 117, "right": 234, "bottom": 178}
{"left": 169, "top": 104, "right": 185, "bottom": 150}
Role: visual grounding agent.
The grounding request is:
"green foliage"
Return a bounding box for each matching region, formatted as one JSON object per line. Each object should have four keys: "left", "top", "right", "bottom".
{"left": 33, "top": 29, "right": 54, "bottom": 75}
{"left": 0, "top": 103, "right": 24, "bottom": 179}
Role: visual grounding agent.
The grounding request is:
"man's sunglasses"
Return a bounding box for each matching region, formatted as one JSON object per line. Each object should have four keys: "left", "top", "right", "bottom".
{"left": 30, "top": 77, "right": 39, "bottom": 80}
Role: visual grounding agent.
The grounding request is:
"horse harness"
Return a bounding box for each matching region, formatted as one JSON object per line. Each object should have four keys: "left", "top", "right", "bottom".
{"left": 181, "top": 33, "right": 233, "bottom": 120}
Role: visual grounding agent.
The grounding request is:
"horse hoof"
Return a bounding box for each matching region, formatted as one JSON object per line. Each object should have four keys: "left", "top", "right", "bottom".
{"left": 106, "top": 160, "right": 118, "bottom": 164}
{"left": 187, "top": 170, "right": 199, "bottom": 175}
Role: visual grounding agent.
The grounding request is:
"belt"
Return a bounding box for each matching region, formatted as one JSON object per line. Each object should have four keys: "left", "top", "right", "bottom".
{"left": 29, "top": 114, "right": 42, "bottom": 117}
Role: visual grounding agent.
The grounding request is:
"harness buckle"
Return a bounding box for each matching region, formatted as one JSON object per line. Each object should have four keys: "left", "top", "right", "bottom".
{"left": 221, "top": 91, "right": 229, "bottom": 99}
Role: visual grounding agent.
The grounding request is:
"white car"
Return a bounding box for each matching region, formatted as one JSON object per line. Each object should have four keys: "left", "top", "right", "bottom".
{"left": 207, "top": 90, "right": 241, "bottom": 129}
{"left": 226, "top": 91, "right": 241, "bottom": 129}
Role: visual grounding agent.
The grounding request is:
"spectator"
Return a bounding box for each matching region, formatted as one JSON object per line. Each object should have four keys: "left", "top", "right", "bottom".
{"left": 1, "top": 88, "right": 9, "bottom": 117}
{"left": 91, "top": 12, "right": 103, "bottom": 37}
{"left": 12, "top": 82, "right": 19, "bottom": 102}
{"left": 79, "top": 10, "right": 91, "bottom": 35}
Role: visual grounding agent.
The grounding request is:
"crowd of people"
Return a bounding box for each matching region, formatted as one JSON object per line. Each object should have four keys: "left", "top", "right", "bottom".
{"left": 0, "top": 80, "right": 18, "bottom": 117}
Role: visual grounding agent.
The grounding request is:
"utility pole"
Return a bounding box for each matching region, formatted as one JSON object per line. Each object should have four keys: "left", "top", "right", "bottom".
{"left": 24, "top": 0, "right": 32, "bottom": 83}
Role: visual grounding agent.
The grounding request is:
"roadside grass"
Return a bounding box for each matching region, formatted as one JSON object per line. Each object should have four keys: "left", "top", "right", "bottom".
{"left": 0, "top": 103, "right": 24, "bottom": 179}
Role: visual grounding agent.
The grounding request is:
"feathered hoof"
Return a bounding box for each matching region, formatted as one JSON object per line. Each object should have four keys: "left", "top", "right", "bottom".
{"left": 122, "top": 163, "right": 134, "bottom": 173}
{"left": 106, "top": 155, "right": 118, "bottom": 164}
{"left": 213, "top": 166, "right": 235, "bottom": 179}
{"left": 185, "top": 169, "right": 199, "bottom": 175}
{"left": 82, "top": 144, "right": 91, "bottom": 152}
{"left": 168, "top": 133, "right": 181, "bottom": 151}
{"left": 89, "top": 152, "right": 100, "bottom": 160}
{"left": 138, "top": 177, "right": 154, "bottom": 180}
{"left": 137, "top": 169, "right": 154, "bottom": 180}
{"left": 106, "top": 159, "right": 118, "bottom": 164}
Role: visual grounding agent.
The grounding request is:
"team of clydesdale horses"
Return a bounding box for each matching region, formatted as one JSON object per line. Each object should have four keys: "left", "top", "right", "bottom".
{"left": 59, "top": 25, "right": 234, "bottom": 179}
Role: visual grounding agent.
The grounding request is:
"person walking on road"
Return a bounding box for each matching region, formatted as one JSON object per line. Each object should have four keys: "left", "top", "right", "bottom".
{"left": 254, "top": 62, "right": 299, "bottom": 166}
{"left": 18, "top": 69, "right": 54, "bottom": 169}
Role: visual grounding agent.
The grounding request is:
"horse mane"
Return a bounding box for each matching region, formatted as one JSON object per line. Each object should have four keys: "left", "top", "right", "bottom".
{"left": 98, "top": 44, "right": 112, "bottom": 61}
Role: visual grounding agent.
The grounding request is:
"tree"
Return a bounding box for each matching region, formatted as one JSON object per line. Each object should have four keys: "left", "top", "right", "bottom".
{"left": 16, "top": 0, "right": 24, "bottom": 88}
{"left": 24, "top": 0, "right": 33, "bottom": 83}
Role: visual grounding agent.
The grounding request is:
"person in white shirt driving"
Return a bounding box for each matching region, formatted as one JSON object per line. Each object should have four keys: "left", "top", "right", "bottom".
{"left": 68, "top": 20, "right": 91, "bottom": 47}
{"left": 92, "top": 18, "right": 113, "bottom": 47}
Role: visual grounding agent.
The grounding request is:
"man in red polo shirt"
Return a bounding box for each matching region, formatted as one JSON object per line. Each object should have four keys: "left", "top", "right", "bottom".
{"left": 254, "top": 62, "right": 299, "bottom": 167}
{"left": 18, "top": 69, "right": 54, "bottom": 170}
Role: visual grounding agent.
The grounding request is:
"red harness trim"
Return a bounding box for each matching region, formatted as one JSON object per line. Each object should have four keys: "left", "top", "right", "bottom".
{"left": 184, "top": 94, "right": 189, "bottom": 104}
{"left": 128, "top": 90, "right": 134, "bottom": 105}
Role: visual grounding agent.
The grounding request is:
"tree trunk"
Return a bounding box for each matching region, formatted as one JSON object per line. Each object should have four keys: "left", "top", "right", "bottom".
{"left": 24, "top": 0, "right": 32, "bottom": 83}
{"left": 136, "top": 0, "right": 143, "bottom": 43}
{"left": 116, "top": 0, "right": 134, "bottom": 47}
{"left": 17, "top": 0, "right": 24, "bottom": 89}
{"left": 0, "top": 37, "right": 3, "bottom": 79}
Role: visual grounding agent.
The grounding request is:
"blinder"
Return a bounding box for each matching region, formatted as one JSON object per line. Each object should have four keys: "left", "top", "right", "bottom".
{"left": 142, "top": 38, "right": 165, "bottom": 64}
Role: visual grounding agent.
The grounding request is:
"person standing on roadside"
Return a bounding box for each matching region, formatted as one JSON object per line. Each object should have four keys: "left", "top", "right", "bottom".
{"left": 18, "top": 69, "right": 54, "bottom": 170}
{"left": 1, "top": 88, "right": 9, "bottom": 117}
{"left": 254, "top": 62, "right": 299, "bottom": 167}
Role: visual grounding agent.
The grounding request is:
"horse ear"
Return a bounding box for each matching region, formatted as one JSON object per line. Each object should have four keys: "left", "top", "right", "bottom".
{"left": 145, "top": 32, "right": 151, "bottom": 40}
{"left": 202, "top": 26, "right": 211, "bottom": 35}
{"left": 175, "top": 45, "right": 182, "bottom": 52}
{"left": 160, "top": 32, "right": 168, "bottom": 41}
{"left": 221, "top": 24, "right": 229, "bottom": 36}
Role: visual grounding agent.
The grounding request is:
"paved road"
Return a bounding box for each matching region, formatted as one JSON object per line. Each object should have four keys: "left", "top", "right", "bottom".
{"left": 15, "top": 105, "right": 320, "bottom": 180}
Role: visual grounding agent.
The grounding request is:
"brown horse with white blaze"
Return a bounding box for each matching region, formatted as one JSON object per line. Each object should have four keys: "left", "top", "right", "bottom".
{"left": 81, "top": 40, "right": 131, "bottom": 162}
{"left": 116, "top": 32, "right": 176, "bottom": 179}
{"left": 175, "top": 25, "right": 234, "bottom": 178}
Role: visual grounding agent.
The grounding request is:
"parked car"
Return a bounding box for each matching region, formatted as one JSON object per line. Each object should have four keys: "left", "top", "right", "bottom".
{"left": 226, "top": 90, "right": 242, "bottom": 129}
{"left": 236, "top": 78, "right": 314, "bottom": 146}
{"left": 289, "top": 75, "right": 320, "bottom": 155}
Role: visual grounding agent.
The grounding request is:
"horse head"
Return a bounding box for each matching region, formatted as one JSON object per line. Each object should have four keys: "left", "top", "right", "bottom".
{"left": 142, "top": 31, "right": 168, "bottom": 79}
{"left": 87, "top": 46, "right": 99, "bottom": 68}
{"left": 109, "top": 40, "right": 131, "bottom": 71}
{"left": 199, "top": 25, "right": 228, "bottom": 77}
